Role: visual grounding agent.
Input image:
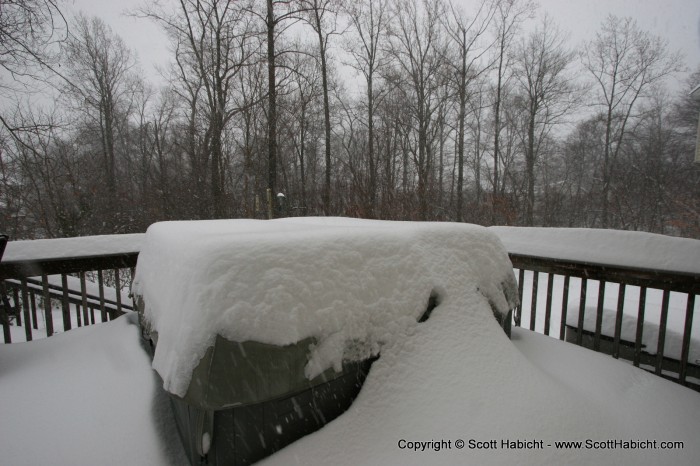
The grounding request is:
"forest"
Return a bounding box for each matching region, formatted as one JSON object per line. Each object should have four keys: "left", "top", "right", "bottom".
{"left": 1, "top": 0, "right": 699, "bottom": 239}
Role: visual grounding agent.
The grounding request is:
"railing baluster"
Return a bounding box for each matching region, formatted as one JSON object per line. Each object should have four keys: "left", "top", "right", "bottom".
{"left": 576, "top": 278, "right": 588, "bottom": 345}
{"left": 1, "top": 281, "right": 12, "bottom": 343}
{"left": 544, "top": 273, "right": 554, "bottom": 336}
{"left": 612, "top": 284, "right": 626, "bottom": 359}
{"left": 516, "top": 268, "right": 524, "bottom": 327}
{"left": 42, "top": 274, "right": 54, "bottom": 337}
{"left": 98, "top": 270, "right": 107, "bottom": 322}
{"left": 634, "top": 286, "right": 647, "bottom": 367}
{"left": 559, "top": 275, "right": 570, "bottom": 341}
{"left": 21, "top": 279, "right": 32, "bottom": 342}
{"left": 61, "top": 274, "right": 71, "bottom": 331}
{"left": 130, "top": 267, "right": 136, "bottom": 311}
{"left": 655, "top": 290, "right": 670, "bottom": 376}
{"left": 30, "top": 291, "right": 38, "bottom": 330}
{"left": 679, "top": 294, "right": 695, "bottom": 385}
{"left": 594, "top": 280, "right": 606, "bottom": 351}
{"left": 530, "top": 271, "right": 539, "bottom": 331}
{"left": 13, "top": 287, "right": 21, "bottom": 326}
{"left": 80, "top": 272, "right": 89, "bottom": 327}
{"left": 115, "top": 268, "right": 122, "bottom": 317}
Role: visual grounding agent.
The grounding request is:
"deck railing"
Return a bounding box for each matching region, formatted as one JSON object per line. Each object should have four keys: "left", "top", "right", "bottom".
{"left": 0, "top": 251, "right": 138, "bottom": 342}
{"left": 0, "top": 236, "right": 698, "bottom": 392}
{"left": 510, "top": 253, "right": 700, "bottom": 391}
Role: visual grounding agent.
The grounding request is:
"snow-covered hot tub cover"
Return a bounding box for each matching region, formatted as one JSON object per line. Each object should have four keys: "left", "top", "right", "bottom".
{"left": 133, "top": 218, "right": 519, "bottom": 397}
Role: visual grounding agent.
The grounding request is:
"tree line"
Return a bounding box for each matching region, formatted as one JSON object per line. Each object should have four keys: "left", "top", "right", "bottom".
{"left": 1, "top": 0, "right": 698, "bottom": 239}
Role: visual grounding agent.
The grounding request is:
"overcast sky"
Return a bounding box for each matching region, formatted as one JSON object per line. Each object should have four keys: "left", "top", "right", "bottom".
{"left": 67, "top": 0, "right": 700, "bottom": 91}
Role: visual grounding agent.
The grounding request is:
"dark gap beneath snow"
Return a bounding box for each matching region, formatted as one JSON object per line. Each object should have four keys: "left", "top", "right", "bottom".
{"left": 418, "top": 291, "right": 440, "bottom": 323}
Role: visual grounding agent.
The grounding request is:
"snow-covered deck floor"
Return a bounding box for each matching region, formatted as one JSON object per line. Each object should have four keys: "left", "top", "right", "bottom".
{"left": 1, "top": 313, "right": 699, "bottom": 465}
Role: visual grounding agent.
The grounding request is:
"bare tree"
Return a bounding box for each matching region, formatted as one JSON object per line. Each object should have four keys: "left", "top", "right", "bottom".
{"left": 133, "top": 87, "right": 180, "bottom": 223}
{"left": 512, "top": 14, "right": 578, "bottom": 225}
{"left": 299, "top": 0, "right": 341, "bottom": 215}
{"left": 234, "top": 54, "right": 268, "bottom": 218}
{"left": 139, "top": 0, "right": 259, "bottom": 218}
{"left": 490, "top": 0, "right": 535, "bottom": 223}
{"left": 388, "top": 0, "right": 448, "bottom": 220}
{"left": 0, "top": 0, "right": 67, "bottom": 139}
{"left": 442, "top": 0, "right": 496, "bottom": 221}
{"left": 344, "top": 0, "right": 392, "bottom": 217}
{"left": 466, "top": 74, "right": 490, "bottom": 218}
{"left": 257, "top": 0, "right": 313, "bottom": 217}
{"left": 581, "top": 15, "right": 684, "bottom": 228}
{"left": 277, "top": 45, "right": 323, "bottom": 213}
{"left": 62, "top": 14, "right": 139, "bottom": 229}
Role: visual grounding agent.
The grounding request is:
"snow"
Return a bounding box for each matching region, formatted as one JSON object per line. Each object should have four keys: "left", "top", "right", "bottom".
{"left": 490, "top": 227, "right": 700, "bottom": 274}
{"left": 564, "top": 285, "right": 700, "bottom": 363}
{"left": 0, "top": 314, "right": 187, "bottom": 465}
{"left": 1, "top": 311, "right": 698, "bottom": 465}
{"left": 2, "top": 233, "right": 144, "bottom": 262}
{"left": 262, "top": 319, "right": 700, "bottom": 465}
{"left": 515, "top": 272, "right": 700, "bottom": 359}
{"left": 5, "top": 225, "right": 696, "bottom": 273}
{"left": 2, "top": 222, "right": 699, "bottom": 465}
{"left": 133, "top": 218, "right": 518, "bottom": 397}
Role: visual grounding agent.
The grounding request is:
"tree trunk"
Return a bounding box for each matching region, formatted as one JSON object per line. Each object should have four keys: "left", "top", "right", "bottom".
{"left": 367, "top": 72, "right": 376, "bottom": 217}
{"left": 314, "top": 10, "right": 332, "bottom": 216}
{"left": 492, "top": 37, "right": 505, "bottom": 225}
{"left": 525, "top": 103, "right": 536, "bottom": 226}
{"left": 266, "top": 0, "right": 277, "bottom": 218}
{"left": 456, "top": 48, "right": 467, "bottom": 222}
{"left": 210, "top": 111, "right": 225, "bottom": 218}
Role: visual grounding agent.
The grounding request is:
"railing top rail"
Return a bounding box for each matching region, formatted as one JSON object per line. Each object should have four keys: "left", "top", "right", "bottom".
{"left": 509, "top": 253, "right": 700, "bottom": 295}
{"left": 0, "top": 252, "right": 140, "bottom": 281}
{"left": 493, "top": 227, "right": 700, "bottom": 276}
{"left": 0, "top": 234, "right": 142, "bottom": 280}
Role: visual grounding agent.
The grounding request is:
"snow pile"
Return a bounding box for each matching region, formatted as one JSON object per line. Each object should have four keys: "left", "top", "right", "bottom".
{"left": 133, "top": 218, "right": 518, "bottom": 396}
{"left": 491, "top": 227, "right": 700, "bottom": 274}
{"left": 0, "top": 314, "right": 186, "bottom": 465}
